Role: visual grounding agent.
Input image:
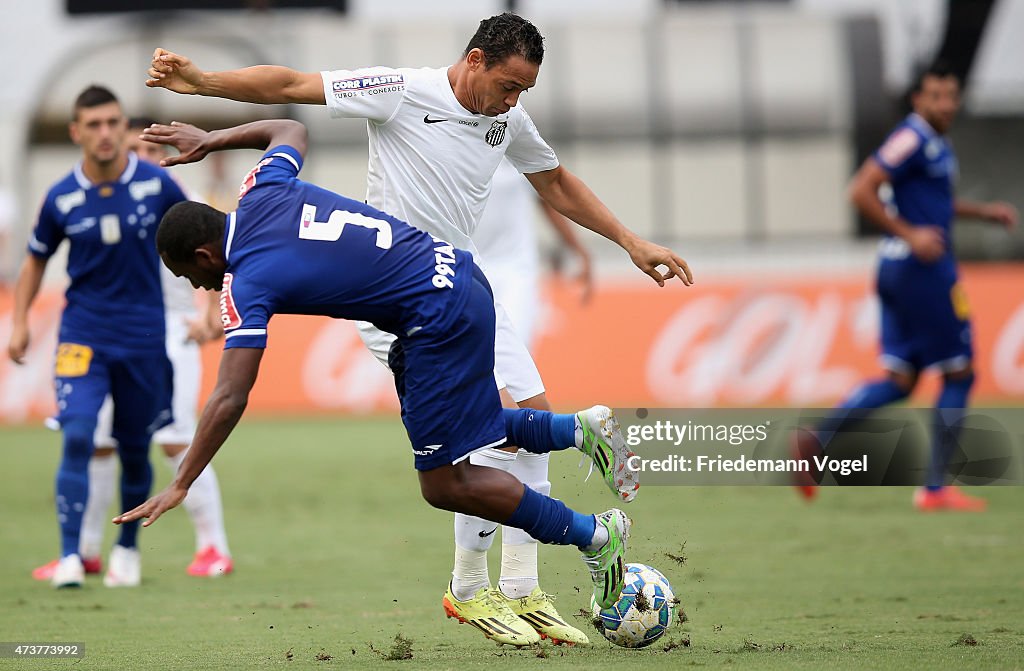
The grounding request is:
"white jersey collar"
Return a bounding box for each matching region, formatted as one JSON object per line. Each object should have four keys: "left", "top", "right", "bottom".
{"left": 73, "top": 152, "right": 139, "bottom": 190}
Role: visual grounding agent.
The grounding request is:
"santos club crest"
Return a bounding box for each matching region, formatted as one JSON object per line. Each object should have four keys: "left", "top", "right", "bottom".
{"left": 485, "top": 120, "right": 507, "bottom": 147}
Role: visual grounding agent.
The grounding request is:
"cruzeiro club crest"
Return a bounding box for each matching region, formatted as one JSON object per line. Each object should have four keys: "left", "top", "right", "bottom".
{"left": 485, "top": 120, "right": 507, "bottom": 147}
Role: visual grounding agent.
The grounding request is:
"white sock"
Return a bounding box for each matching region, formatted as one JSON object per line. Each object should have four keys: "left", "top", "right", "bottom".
{"left": 166, "top": 449, "right": 231, "bottom": 556}
{"left": 499, "top": 545, "right": 539, "bottom": 599}
{"left": 79, "top": 453, "right": 118, "bottom": 559}
{"left": 451, "top": 448, "right": 518, "bottom": 600}
{"left": 585, "top": 519, "right": 608, "bottom": 553}
{"left": 454, "top": 448, "right": 518, "bottom": 553}
{"left": 451, "top": 547, "right": 489, "bottom": 602}
{"left": 499, "top": 451, "right": 549, "bottom": 597}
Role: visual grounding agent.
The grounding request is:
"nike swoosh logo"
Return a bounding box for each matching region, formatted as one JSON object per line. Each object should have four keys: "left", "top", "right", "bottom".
{"left": 423, "top": 115, "right": 448, "bottom": 124}
{"left": 478, "top": 526, "right": 498, "bottom": 538}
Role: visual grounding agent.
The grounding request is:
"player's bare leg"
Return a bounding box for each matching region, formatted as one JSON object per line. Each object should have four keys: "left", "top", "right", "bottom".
{"left": 424, "top": 461, "right": 627, "bottom": 646}
{"left": 499, "top": 391, "right": 589, "bottom": 645}
{"left": 448, "top": 388, "right": 589, "bottom": 645}
{"left": 449, "top": 387, "right": 519, "bottom": 597}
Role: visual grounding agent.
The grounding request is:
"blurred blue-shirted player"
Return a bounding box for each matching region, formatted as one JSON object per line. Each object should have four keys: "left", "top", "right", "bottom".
{"left": 110, "top": 118, "right": 632, "bottom": 624}
{"left": 799, "top": 64, "right": 1018, "bottom": 510}
{"left": 7, "top": 86, "right": 187, "bottom": 587}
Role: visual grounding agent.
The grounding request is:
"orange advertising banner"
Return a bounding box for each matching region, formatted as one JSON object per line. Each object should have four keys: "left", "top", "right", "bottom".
{"left": 1, "top": 264, "right": 1022, "bottom": 423}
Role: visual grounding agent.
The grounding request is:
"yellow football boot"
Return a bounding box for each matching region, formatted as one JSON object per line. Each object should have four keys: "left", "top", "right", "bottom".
{"left": 442, "top": 584, "right": 541, "bottom": 646}
{"left": 497, "top": 587, "right": 591, "bottom": 646}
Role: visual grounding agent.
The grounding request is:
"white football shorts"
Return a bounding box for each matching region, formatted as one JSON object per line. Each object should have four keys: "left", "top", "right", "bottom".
{"left": 355, "top": 299, "right": 545, "bottom": 403}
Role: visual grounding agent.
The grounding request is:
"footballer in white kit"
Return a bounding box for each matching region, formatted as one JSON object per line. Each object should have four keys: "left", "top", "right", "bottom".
{"left": 319, "top": 62, "right": 554, "bottom": 401}
{"left": 146, "top": 11, "right": 691, "bottom": 647}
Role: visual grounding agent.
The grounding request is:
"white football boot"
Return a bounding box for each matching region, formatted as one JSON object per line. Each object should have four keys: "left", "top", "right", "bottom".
{"left": 52, "top": 554, "right": 85, "bottom": 589}
{"left": 103, "top": 545, "right": 141, "bottom": 587}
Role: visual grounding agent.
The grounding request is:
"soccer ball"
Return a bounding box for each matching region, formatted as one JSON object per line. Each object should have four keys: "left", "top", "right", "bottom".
{"left": 591, "top": 563, "right": 676, "bottom": 648}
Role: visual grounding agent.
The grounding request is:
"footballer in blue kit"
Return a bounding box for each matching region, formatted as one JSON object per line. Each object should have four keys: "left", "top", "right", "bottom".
{"left": 8, "top": 86, "right": 186, "bottom": 587}
{"left": 113, "top": 119, "right": 635, "bottom": 624}
{"left": 217, "top": 142, "right": 505, "bottom": 469}
{"left": 796, "top": 64, "right": 1017, "bottom": 510}
{"left": 873, "top": 103, "right": 967, "bottom": 375}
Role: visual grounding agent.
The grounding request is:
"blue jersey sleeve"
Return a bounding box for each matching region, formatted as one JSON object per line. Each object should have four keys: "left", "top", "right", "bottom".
{"left": 220, "top": 272, "right": 272, "bottom": 350}
{"left": 873, "top": 125, "right": 925, "bottom": 181}
{"left": 237, "top": 145, "right": 304, "bottom": 201}
{"left": 27, "top": 194, "right": 64, "bottom": 259}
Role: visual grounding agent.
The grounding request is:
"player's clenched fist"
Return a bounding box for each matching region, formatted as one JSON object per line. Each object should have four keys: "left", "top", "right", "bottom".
{"left": 7, "top": 323, "right": 29, "bottom": 365}
{"left": 146, "top": 48, "right": 203, "bottom": 94}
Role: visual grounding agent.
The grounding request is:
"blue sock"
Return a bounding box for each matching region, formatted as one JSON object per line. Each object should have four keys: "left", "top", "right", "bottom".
{"left": 816, "top": 378, "right": 910, "bottom": 447}
{"left": 56, "top": 417, "right": 96, "bottom": 557}
{"left": 502, "top": 408, "right": 577, "bottom": 454}
{"left": 926, "top": 374, "right": 974, "bottom": 490}
{"left": 116, "top": 441, "right": 153, "bottom": 549}
{"left": 505, "top": 485, "right": 596, "bottom": 549}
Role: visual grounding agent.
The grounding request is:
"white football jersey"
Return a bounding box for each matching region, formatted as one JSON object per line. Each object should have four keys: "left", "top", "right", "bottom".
{"left": 473, "top": 158, "right": 539, "bottom": 273}
{"left": 319, "top": 66, "right": 559, "bottom": 255}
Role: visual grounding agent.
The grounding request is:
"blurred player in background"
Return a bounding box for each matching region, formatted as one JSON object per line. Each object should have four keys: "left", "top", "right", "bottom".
{"left": 473, "top": 157, "right": 593, "bottom": 347}
{"left": 32, "top": 118, "right": 234, "bottom": 582}
{"left": 112, "top": 119, "right": 633, "bottom": 645}
{"left": 801, "top": 63, "right": 1017, "bottom": 510}
{"left": 201, "top": 152, "right": 239, "bottom": 213}
{"left": 7, "top": 86, "right": 185, "bottom": 588}
{"left": 144, "top": 12, "right": 690, "bottom": 645}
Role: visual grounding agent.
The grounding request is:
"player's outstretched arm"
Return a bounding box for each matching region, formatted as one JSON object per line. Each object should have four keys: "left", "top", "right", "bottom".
{"left": 955, "top": 199, "right": 1019, "bottom": 230}
{"left": 113, "top": 347, "right": 263, "bottom": 528}
{"left": 147, "top": 48, "right": 325, "bottom": 105}
{"left": 7, "top": 255, "right": 47, "bottom": 364}
{"left": 141, "top": 120, "right": 309, "bottom": 167}
{"left": 527, "top": 165, "right": 693, "bottom": 287}
{"left": 849, "top": 157, "right": 945, "bottom": 262}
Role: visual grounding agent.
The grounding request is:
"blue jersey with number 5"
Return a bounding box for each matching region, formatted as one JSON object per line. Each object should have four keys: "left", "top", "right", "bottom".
{"left": 220, "top": 145, "right": 472, "bottom": 350}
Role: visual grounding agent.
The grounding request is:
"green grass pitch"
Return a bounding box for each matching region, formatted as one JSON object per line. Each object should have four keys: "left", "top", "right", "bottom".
{"left": 1, "top": 417, "right": 1022, "bottom": 669}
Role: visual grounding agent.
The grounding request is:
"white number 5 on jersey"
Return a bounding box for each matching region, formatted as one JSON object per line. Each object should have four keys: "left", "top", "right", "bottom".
{"left": 298, "top": 203, "right": 393, "bottom": 249}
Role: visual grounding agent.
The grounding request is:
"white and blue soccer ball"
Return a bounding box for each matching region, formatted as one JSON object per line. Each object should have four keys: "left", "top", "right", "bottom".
{"left": 591, "top": 563, "right": 677, "bottom": 648}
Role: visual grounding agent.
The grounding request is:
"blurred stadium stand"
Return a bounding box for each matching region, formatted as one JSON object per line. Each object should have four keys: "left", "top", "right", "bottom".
{"left": 1, "top": 0, "right": 1023, "bottom": 282}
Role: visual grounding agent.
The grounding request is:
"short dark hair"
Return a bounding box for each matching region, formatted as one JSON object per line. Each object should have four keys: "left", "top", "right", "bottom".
{"left": 73, "top": 85, "right": 119, "bottom": 120}
{"left": 463, "top": 13, "right": 544, "bottom": 68}
{"left": 911, "top": 60, "right": 959, "bottom": 94}
{"left": 156, "top": 201, "right": 226, "bottom": 262}
{"left": 128, "top": 116, "right": 159, "bottom": 130}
